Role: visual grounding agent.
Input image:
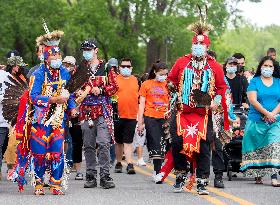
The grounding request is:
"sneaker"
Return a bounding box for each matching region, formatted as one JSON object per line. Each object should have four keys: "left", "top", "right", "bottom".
{"left": 75, "top": 173, "right": 83, "bottom": 180}
{"left": 84, "top": 173, "right": 97, "bottom": 188}
{"left": 114, "top": 162, "right": 123, "bottom": 173}
{"left": 34, "top": 182, "right": 45, "bottom": 195}
{"left": 173, "top": 173, "right": 187, "bottom": 193}
{"left": 154, "top": 172, "right": 164, "bottom": 183}
{"left": 100, "top": 175, "right": 115, "bottom": 189}
{"left": 197, "top": 179, "right": 209, "bottom": 195}
{"left": 136, "top": 158, "right": 146, "bottom": 166}
{"left": 49, "top": 186, "right": 65, "bottom": 195}
{"left": 126, "top": 163, "right": 136, "bottom": 174}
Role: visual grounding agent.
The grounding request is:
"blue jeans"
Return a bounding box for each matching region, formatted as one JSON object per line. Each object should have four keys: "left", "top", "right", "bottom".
{"left": 0, "top": 127, "right": 9, "bottom": 170}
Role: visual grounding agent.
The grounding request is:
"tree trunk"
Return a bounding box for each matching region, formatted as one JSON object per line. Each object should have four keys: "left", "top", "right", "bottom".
{"left": 145, "top": 38, "right": 162, "bottom": 71}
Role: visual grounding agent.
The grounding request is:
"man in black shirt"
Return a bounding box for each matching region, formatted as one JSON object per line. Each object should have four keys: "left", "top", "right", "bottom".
{"left": 224, "top": 57, "right": 249, "bottom": 108}
{"left": 267, "top": 48, "right": 280, "bottom": 78}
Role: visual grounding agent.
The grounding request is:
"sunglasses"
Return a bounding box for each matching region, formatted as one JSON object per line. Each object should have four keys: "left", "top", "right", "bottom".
{"left": 120, "top": 65, "right": 132, "bottom": 68}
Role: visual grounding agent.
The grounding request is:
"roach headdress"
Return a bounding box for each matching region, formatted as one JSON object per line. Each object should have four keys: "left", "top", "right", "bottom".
{"left": 36, "top": 18, "right": 64, "bottom": 47}
{"left": 188, "top": 5, "right": 213, "bottom": 47}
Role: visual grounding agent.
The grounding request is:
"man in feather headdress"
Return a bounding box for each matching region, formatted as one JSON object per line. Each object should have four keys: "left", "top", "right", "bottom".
{"left": 5, "top": 21, "right": 79, "bottom": 195}
{"left": 27, "top": 45, "right": 77, "bottom": 195}
{"left": 167, "top": 7, "right": 229, "bottom": 195}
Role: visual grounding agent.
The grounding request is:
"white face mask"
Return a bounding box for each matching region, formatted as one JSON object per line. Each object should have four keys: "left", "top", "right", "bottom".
{"left": 83, "top": 50, "right": 94, "bottom": 61}
{"left": 156, "top": 74, "right": 167, "bottom": 82}
{"left": 226, "top": 66, "right": 237, "bottom": 74}
{"left": 192, "top": 44, "right": 206, "bottom": 57}
{"left": 261, "top": 67, "right": 273, "bottom": 78}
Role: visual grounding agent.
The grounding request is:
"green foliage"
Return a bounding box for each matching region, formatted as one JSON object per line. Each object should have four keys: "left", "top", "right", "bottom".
{"left": 0, "top": 0, "right": 260, "bottom": 73}
{"left": 212, "top": 24, "right": 280, "bottom": 70}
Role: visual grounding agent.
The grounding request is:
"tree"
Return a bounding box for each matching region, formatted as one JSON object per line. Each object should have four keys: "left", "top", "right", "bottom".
{"left": 0, "top": 0, "right": 262, "bottom": 73}
{"left": 212, "top": 24, "right": 280, "bottom": 69}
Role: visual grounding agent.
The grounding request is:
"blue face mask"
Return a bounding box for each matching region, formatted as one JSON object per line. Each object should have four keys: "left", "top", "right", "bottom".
{"left": 261, "top": 67, "right": 273, "bottom": 77}
{"left": 192, "top": 44, "right": 206, "bottom": 57}
{"left": 83, "top": 51, "right": 94, "bottom": 61}
{"left": 50, "top": 59, "right": 62, "bottom": 69}
{"left": 120, "top": 67, "right": 132, "bottom": 77}
{"left": 226, "top": 66, "right": 237, "bottom": 74}
{"left": 156, "top": 75, "right": 167, "bottom": 82}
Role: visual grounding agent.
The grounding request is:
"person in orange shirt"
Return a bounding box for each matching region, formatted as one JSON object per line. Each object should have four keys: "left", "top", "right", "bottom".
{"left": 114, "top": 58, "right": 139, "bottom": 174}
{"left": 138, "top": 61, "right": 169, "bottom": 183}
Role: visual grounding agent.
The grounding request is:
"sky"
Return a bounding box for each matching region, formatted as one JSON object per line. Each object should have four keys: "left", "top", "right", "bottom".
{"left": 237, "top": 0, "right": 280, "bottom": 27}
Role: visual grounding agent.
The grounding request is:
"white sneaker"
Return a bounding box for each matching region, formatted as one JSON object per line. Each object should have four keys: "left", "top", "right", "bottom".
{"left": 152, "top": 171, "right": 164, "bottom": 184}
{"left": 155, "top": 172, "right": 164, "bottom": 182}
{"left": 136, "top": 158, "right": 146, "bottom": 166}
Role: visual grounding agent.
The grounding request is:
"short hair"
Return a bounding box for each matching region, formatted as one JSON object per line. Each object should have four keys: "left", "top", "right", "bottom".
{"left": 207, "top": 50, "right": 217, "bottom": 59}
{"left": 233, "top": 53, "right": 245, "bottom": 60}
{"left": 267, "top": 48, "right": 276, "bottom": 54}
{"left": 120, "top": 58, "right": 132, "bottom": 64}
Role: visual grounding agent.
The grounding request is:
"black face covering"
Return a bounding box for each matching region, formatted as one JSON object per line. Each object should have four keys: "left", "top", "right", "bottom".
{"left": 237, "top": 66, "right": 245, "bottom": 73}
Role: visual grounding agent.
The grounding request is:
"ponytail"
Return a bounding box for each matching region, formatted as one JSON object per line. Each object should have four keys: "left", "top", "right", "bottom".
{"left": 147, "top": 60, "right": 168, "bottom": 79}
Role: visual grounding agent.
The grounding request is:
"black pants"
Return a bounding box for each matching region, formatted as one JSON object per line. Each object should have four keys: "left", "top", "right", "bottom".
{"left": 70, "top": 124, "right": 83, "bottom": 164}
{"left": 144, "top": 116, "right": 165, "bottom": 159}
{"left": 212, "top": 136, "right": 225, "bottom": 176}
{"left": 170, "top": 112, "right": 213, "bottom": 178}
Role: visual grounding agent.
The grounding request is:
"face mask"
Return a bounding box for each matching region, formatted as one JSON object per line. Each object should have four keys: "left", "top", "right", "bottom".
{"left": 192, "top": 44, "right": 206, "bottom": 57}
{"left": 50, "top": 59, "right": 62, "bottom": 69}
{"left": 156, "top": 75, "right": 167, "bottom": 82}
{"left": 226, "top": 66, "right": 237, "bottom": 74}
{"left": 120, "top": 67, "right": 132, "bottom": 77}
{"left": 38, "top": 54, "right": 44, "bottom": 62}
{"left": 261, "top": 67, "right": 273, "bottom": 78}
{"left": 83, "top": 51, "right": 94, "bottom": 61}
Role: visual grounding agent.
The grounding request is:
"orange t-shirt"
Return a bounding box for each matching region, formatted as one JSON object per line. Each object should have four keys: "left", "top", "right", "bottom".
{"left": 139, "top": 79, "right": 169, "bottom": 119}
{"left": 116, "top": 75, "right": 139, "bottom": 119}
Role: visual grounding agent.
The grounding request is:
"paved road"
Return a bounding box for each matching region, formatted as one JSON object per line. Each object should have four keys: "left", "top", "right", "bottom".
{"left": 0, "top": 157, "right": 279, "bottom": 205}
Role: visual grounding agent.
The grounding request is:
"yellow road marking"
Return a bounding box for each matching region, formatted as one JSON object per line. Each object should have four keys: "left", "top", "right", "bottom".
{"left": 137, "top": 161, "right": 255, "bottom": 205}
{"left": 133, "top": 165, "right": 227, "bottom": 205}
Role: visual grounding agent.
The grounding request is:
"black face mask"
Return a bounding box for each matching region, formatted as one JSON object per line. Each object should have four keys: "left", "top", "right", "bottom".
{"left": 237, "top": 66, "right": 245, "bottom": 73}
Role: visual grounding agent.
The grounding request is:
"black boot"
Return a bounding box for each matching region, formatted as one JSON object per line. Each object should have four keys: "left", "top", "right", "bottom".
{"left": 197, "top": 178, "right": 209, "bottom": 195}
{"left": 173, "top": 172, "right": 187, "bottom": 193}
{"left": 84, "top": 172, "right": 97, "bottom": 188}
{"left": 100, "top": 175, "right": 115, "bottom": 189}
{"left": 214, "top": 174, "right": 224, "bottom": 188}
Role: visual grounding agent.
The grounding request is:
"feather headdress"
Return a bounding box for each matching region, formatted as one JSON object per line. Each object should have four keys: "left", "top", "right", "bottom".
{"left": 187, "top": 5, "right": 214, "bottom": 35}
{"left": 36, "top": 19, "right": 64, "bottom": 47}
{"left": 188, "top": 5, "right": 214, "bottom": 47}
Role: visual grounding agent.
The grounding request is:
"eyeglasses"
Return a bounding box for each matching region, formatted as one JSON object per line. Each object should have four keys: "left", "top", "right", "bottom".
{"left": 120, "top": 65, "right": 132, "bottom": 68}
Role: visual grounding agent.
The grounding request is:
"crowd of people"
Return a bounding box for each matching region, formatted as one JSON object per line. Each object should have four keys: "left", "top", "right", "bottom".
{"left": 0, "top": 16, "right": 280, "bottom": 197}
